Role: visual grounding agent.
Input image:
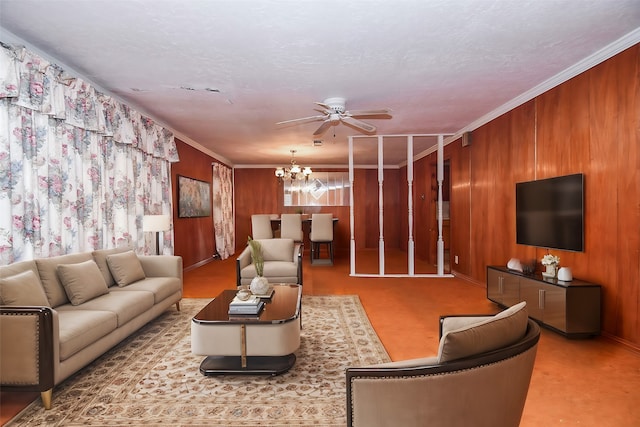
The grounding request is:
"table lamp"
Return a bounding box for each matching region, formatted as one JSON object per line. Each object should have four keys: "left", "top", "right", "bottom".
{"left": 143, "top": 215, "right": 171, "bottom": 255}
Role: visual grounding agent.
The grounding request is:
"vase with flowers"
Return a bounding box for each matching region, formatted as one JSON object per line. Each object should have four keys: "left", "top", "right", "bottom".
{"left": 248, "top": 236, "right": 270, "bottom": 295}
{"left": 541, "top": 254, "right": 560, "bottom": 278}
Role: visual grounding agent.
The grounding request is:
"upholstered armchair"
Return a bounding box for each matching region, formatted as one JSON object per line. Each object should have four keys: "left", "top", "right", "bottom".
{"left": 346, "top": 302, "right": 540, "bottom": 427}
{"left": 236, "top": 238, "right": 303, "bottom": 287}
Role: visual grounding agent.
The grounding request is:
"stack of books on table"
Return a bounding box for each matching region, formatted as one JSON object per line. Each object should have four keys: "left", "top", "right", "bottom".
{"left": 228, "top": 295, "right": 264, "bottom": 315}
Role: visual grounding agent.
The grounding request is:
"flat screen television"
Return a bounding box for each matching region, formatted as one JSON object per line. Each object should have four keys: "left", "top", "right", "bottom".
{"left": 516, "top": 173, "right": 584, "bottom": 252}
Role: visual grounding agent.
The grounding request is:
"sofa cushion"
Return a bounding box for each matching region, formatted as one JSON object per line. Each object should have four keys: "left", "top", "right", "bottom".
{"left": 240, "top": 261, "right": 298, "bottom": 280}
{"left": 0, "top": 270, "right": 49, "bottom": 306}
{"left": 437, "top": 301, "right": 528, "bottom": 363}
{"left": 56, "top": 290, "right": 155, "bottom": 327}
{"left": 109, "top": 276, "right": 181, "bottom": 304}
{"left": 263, "top": 261, "right": 298, "bottom": 278}
{"left": 92, "top": 246, "right": 133, "bottom": 287}
{"left": 257, "top": 238, "right": 294, "bottom": 262}
{"left": 0, "top": 259, "right": 39, "bottom": 281}
{"left": 36, "top": 252, "right": 93, "bottom": 307}
{"left": 56, "top": 309, "right": 118, "bottom": 361}
{"left": 107, "top": 250, "right": 146, "bottom": 287}
{"left": 57, "top": 260, "right": 109, "bottom": 305}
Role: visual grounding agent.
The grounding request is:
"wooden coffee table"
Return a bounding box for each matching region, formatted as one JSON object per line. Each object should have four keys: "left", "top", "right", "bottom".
{"left": 191, "top": 284, "right": 301, "bottom": 375}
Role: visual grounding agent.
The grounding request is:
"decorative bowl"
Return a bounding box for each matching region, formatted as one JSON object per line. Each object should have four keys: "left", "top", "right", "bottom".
{"left": 236, "top": 290, "right": 252, "bottom": 301}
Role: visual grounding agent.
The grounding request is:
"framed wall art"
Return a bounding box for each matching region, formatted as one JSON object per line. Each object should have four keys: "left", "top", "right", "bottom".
{"left": 177, "top": 175, "right": 211, "bottom": 218}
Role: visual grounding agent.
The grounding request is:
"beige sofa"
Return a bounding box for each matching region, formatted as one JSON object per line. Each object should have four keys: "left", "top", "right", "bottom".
{"left": 236, "top": 238, "right": 303, "bottom": 287}
{"left": 0, "top": 247, "right": 183, "bottom": 409}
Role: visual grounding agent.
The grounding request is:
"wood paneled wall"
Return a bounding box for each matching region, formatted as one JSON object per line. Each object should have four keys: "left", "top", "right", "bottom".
{"left": 234, "top": 168, "right": 283, "bottom": 251}
{"left": 450, "top": 45, "right": 639, "bottom": 347}
{"left": 448, "top": 141, "right": 471, "bottom": 274}
{"left": 171, "top": 140, "right": 218, "bottom": 269}
{"left": 409, "top": 157, "right": 431, "bottom": 260}
{"left": 399, "top": 148, "right": 454, "bottom": 267}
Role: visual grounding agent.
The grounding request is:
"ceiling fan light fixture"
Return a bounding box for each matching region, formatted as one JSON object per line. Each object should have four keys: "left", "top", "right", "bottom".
{"left": 276, "top": 97, "right": 392, "bottom": 137}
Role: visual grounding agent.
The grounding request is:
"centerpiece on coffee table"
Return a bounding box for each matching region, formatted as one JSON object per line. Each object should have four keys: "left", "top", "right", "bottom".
{"left": 248, "top": 236, "right": 270, "bottom": 295}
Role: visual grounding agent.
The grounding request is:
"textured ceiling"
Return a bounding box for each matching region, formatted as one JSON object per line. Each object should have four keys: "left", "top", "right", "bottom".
{"left": 1, "top": 0, "right": 639, "bottom": 166}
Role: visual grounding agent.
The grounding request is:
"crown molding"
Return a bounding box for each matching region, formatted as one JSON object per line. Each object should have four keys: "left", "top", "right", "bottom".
{"left": 453, "top": 28, "right": 640, "bottom": 139}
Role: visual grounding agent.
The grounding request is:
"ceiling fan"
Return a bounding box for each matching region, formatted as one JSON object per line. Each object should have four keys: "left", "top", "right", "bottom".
{"left": 276, "top": 97, "right": 392, "bottom": 136}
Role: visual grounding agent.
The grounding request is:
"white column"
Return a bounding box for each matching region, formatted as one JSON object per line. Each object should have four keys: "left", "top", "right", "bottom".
{"left": 407, "top": 136, "right": 415, "bottom": 275}
{"left": 437, "top": 134, "right": 444, "bottom": 276}
{"left": 349, "top": 136, "right": 356, "bottom": 276}
{"left": 378, "top": 135, "right": 385, "bottom": 275}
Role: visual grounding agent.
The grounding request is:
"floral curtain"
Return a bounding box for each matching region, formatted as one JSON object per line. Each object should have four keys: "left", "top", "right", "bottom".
{"left": 0, "top": 44, "right": 179, "bottom": 265}
{"left": 212, "top": 163, "right": 235, "bottom": 259}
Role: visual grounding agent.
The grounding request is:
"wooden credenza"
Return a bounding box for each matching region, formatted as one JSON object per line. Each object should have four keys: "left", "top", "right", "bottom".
{"left": 487, "top": 266, "right": 601, "bottom": 338}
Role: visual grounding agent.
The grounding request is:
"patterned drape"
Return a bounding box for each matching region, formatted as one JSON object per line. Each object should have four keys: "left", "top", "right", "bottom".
{"left": 212, "top": 163, "right": 235, "bottom": 259}
{"left": 0, "top": 44, "right": 179, "bottom": 264}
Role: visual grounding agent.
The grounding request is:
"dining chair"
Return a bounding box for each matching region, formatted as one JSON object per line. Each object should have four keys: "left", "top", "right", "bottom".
{"left": 309, "top": 213, "right": 334, "bottom": 265}
{"left": 250, "top": 214, "right": 273, "bottom": 239}
{"left": 280, "top": 214, "right": 303, "bottom": 242}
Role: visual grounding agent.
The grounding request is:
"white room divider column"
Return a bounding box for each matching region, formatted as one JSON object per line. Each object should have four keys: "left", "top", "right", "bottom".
{"left": 407, "top": 136, "right": 415, "bottom": 275}
{"left": 349, "top": 136, "right": 356, "bottom": 276}
{"left": 350, "top": 133, "right": 453, "bottom": 278}
{"left": 437, "top": 134, "right": 444, "bottom": 276}
{"left": 377, "top": 136, "right": 385, "bottom": 275}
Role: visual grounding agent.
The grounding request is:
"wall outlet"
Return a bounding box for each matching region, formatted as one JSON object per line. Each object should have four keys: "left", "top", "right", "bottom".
{"left": 454, "top": 255, "right": 459, "bottom": 264}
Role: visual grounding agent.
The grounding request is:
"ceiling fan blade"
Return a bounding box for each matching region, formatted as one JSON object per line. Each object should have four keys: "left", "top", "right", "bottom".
{"left": 276, "top": 115, "right": 326, "bottom": 126}
{"left": 347, "top": 108, "right": 392, "bottom": 118}
{"left": 313, "top": 120, "right": 334, "bottom": 136}
{"left": 314, "top": 101, "right": 332, "bottom": 110}
{"left": 314, "top": 107, "right": 332, "bottom": 115}
{"left": 341, "top": 116, "right": 377, "bottom": 134}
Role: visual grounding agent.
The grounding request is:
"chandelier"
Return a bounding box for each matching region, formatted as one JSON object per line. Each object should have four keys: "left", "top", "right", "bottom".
{"left": 275, "top": 150, "right": 312, "bottom": 182}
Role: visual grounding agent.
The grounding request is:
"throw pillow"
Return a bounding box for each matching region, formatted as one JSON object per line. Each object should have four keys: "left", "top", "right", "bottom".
{"left": 437, "top": 301, "right": 528, "bottom": 363}
{"left": 36, "top": 252, "right": 93, "bottom": 307}
{"left": 92, "top": 246, "right": 133, "bottom": 287}
{"left": 106, "top": 250, "right": 146, "bottom": 287}
{"left": 57, "top": 260, "right": 109, "bottom": 306}
{"left": 0, "top": 270, "right": 49, "bottom": 306}
{"left": 258, "top": 238, "right": 294, "bottom": 262}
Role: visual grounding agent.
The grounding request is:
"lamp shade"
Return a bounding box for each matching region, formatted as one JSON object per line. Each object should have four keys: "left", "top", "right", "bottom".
{"left": 143, "top": 215, "right": 171, "bottom": 232}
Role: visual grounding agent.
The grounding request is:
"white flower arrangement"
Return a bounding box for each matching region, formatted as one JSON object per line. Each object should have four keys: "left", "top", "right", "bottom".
{"left": 541, "top": 254, "right": 560, "bottom": 266}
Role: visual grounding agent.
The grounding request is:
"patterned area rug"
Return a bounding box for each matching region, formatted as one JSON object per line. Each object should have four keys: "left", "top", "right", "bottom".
{"left": 10, "top": 296, "right": 390, "bottom": 426}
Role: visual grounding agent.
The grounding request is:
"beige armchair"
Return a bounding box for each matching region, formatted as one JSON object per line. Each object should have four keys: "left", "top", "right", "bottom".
{"left": 236, "top": 238, "right": 303, "bottom": 287}
{"left": 346, "top": 302, "right": 539, "bottom": 427}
